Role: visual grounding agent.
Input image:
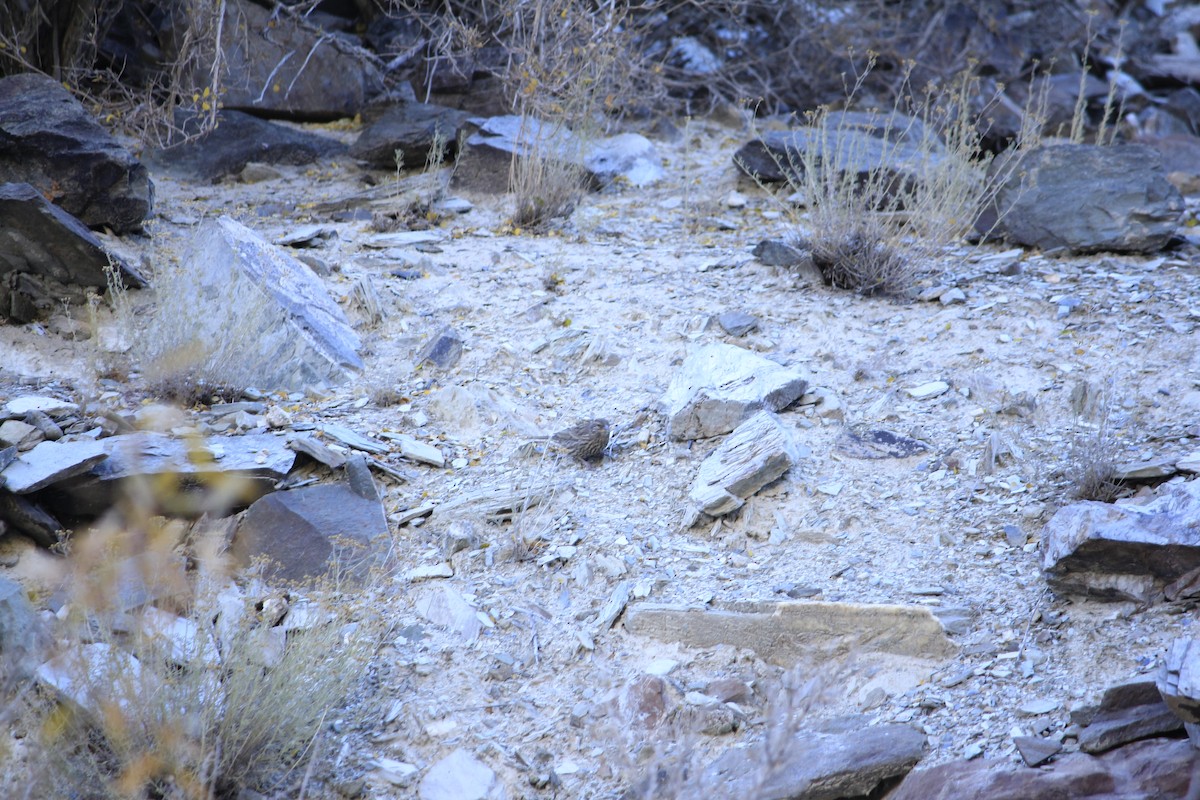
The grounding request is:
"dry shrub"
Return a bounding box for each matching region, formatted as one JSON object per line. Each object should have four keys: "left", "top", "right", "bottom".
{"left": 8, "top": 448, "right": 377, "bottom": 799}
{"left": 752, "top": 59, "right": 1045, "bottom": 295}
{"left": 1067, "top": 380, "right": 1123, "bottom": 503}
{"left": 509, "top": 118, "right": 588, "bottom": 229}
{"left": 136, "top": 254, "right": 280, "bottom": 401}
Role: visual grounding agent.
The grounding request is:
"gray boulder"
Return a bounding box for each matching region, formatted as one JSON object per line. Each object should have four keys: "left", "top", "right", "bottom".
{"left": 977, "top": 144, "right": 1183, "bottom": 253}
{"left": 0, "top": 72, "right": 153, "bottom": 233}
{"left": 177, "top": 217, "right": 363, "bottom": 391}
{"left": 0, "top": 183, "right": 146, "bottom": 322}
{"left": 660, "top": 343, "right": 808, "bottom": 441}
{"left": 349, "top": 102, "right": 470, "bottom": 168}
{"left": 1040, "top": 479, "right": 1200, "bottom": 602}
{"left": 142, "top": 110, "right": 346, "bottom": 182}
{"left": 232, "top": 478, "right": 390, "bottom": 585}
{"left": 0, "top": 576, "right": 47, "bottom": 685}
{"left": 184, "top": 0, "right": 381, "bottom": 120}
{"left": 689, "top": 411, "right": 805, "bottom": 518}
{"left": 702, "top": 722, "right": 926, "bottom": 800}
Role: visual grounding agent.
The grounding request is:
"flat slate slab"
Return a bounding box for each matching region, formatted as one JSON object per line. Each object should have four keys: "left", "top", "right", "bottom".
{"left": 0, "top": 438, "right": 109, "bottom": 493}
{"left": 624, "top": 600, "right": 957, "bottom": 664}
{"left": 0, "top": 183, "right": 146, "bottom": 291}
{"left": 660, "top": 343, "right": 808, "bottom": 441}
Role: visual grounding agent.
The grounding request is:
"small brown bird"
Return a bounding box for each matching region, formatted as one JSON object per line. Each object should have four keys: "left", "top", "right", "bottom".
{"left": 546, "top": 418, "right": 611, "bottom": 461}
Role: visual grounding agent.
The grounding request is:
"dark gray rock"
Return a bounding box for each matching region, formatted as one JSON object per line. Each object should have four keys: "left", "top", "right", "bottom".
{"left": 891, "top": 739, "right": 1196, "bottom": 799}
{"left": 733, "top": 118, "right": 939, "bottom": 205}
{"left": 231, "top": 481, "right": 391, "bottom": 584}
{"left": 0, "top": 576, "right": 48, "bottom": 684}
{"left": 977, "top": 144, "right": 1183, "bottom": 253}
{"left": 349, "top": 102, "right": 470, "bottom": 168}
{"left": 416, "top": 326, "right": 464, "bottom": 370}
{"left": 660, "top": 343, "right": 808, "bottom": 441}
{"left": 142, "top": 110, "right": 346, "bottom": 182}
{"left": 0, "top": 72, "right": 153, "bottom": 233}
{"left": 835, "top": 426, "right": 929, "bottom": 459}
{"left": 716, "top": 310, "right": 759, "bottom": 337}
{"left": 0, "top": 491, "right": 62, "bottom": 547}
{"left": 178, "top": 217, "right": 363, "bottom": 390}
{"left": 0, "top": 183, "right": 147, "bottom": 321}
{"left": 702, "top": 723, "right": 926, "bottom": 800}
{"left": 1040, "top": 479, "right": 1200, "bottom": 602}
{"left": 753, "top": 239, "right": 809, "bottom": 267}
{"left": 187, "top": 0, "right": 382, "bottom": 120}
{"left": 1072, "top": 679, "right": 1183, "bottom": 754}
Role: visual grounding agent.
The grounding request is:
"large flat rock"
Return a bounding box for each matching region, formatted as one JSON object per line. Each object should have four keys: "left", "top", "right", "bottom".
{"left": 176, "top": 217, "right": 363, "bottom": 391}
{"left": 660, "top": 343, "right": 808, "bottom": 441}
{"left": 1041, "top": 479, "right": 1200, "bottom": 601}
{"left": 624, "top": 601, "right": 957, "bottom": 663}
{"left": 977, "top": 144, "right": 1183, "bottom": 253}
{"left": 0, "top": 438, "right": 109, "bottom": 493}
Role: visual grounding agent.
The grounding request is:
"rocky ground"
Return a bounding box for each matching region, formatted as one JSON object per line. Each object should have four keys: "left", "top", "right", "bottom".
{"left": 4, "top": 116, "right": 1200, "bottom": 798}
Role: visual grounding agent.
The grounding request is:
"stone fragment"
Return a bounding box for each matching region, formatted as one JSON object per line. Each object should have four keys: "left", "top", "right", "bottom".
{"left": 0, "top": 72, "right": 153, "bottom": 232}
{"left": 689, "top": 411, "right": 803, "bottom": 517}
{"left": 0, "top": 576, "right": 48, "bottom": 682}
{"left": 350, "top": 102, "right": 470, "bottom": 168}
{"left": 0, "top": 492, "right": 62, "bottom": 547}
{"left": 906, "top": 380, "right": 950, "bottom": 399}
{"left": 322, "top": 424, "right": 389, "bottom": 455}
{"left": 625, "top": 601, "right": 957, "bottom": 663}
{"left": 1112, "top": 458, "right": 1177, "bottom": 480}
{"left": 0, "top": 438, "right": 108, "bottom": 493}
{"left": 36, "top": 643, "right": 151, "bottom": 720}
{"left": 1013, "top": 735, "right": 1062, "bottom": 767}
{"left": 1157, "top": 637, "right": 1200, "bottom": 739}
{"left": 143, "top": 111, "right": 346, "bottom": 182}
{"left": 416, "top": 326, "right": 464, "bottom": 370}
{"left": 231, "top": 481, "right": 391, "bottom": 584}
{"left": 734, "top": 114, "right": 938, "bottom": 193}
{"left": 418, "top": 749, "right": 497, "bottom": 800}
{"left": 0, "top": 420, "right": 41, "bottom": 451}
{"left": 702, "top": 723, "right": 926, "bottom": 800}
{"left": 49, "top": 431, "right": 296, "bottom": 517}
{"left": 1178, "top": 450, "right": 1200, "bottom": 473}
{"left": 3, "top": 396, "right": 79, "bottom": 419}
{"left": 976, "top": 144, "right": 1183, "bottom": 253}
{"left": 23, "top": 410, "right": 62, "bottom": 441}
{"left": 716, "top": 310, "right": 759, "bottom": 337}
{"left": 178, "top": 217, "right": 363, "bottom": 390}
{"left": 415, "top": 585, "right": 482, "bottom": 641}
{"left": 752, "top": 239, "right": 810, "bottom": 267}
{"left": 1041, "top": 479, "right": 1200, "bottom": 601}
{"left": 660, "top": 343, "right": 808, "bottom": 441}
{"left": 835, "top": 426, "right": 929, "bottom": 459}
{"left": 1077, "top": 689, "right": 1181, "bottom": 754}
{"left": 889, "top": 739, "right": 1195, "bottom": 799}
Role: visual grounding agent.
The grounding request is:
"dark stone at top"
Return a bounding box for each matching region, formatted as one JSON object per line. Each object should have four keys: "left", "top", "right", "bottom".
{"left": 350, "top": 102, "right": 470, "bottom": 168}
{"left": 142, "top": 110, "right": 346, "bottom": 182}
{"left": 0, "top": 72, "right": 153, "bottom": 233}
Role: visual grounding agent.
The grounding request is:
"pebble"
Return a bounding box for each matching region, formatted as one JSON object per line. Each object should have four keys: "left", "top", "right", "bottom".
{"left": 906, "top": 381, "right": 950, "bottom": 400}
